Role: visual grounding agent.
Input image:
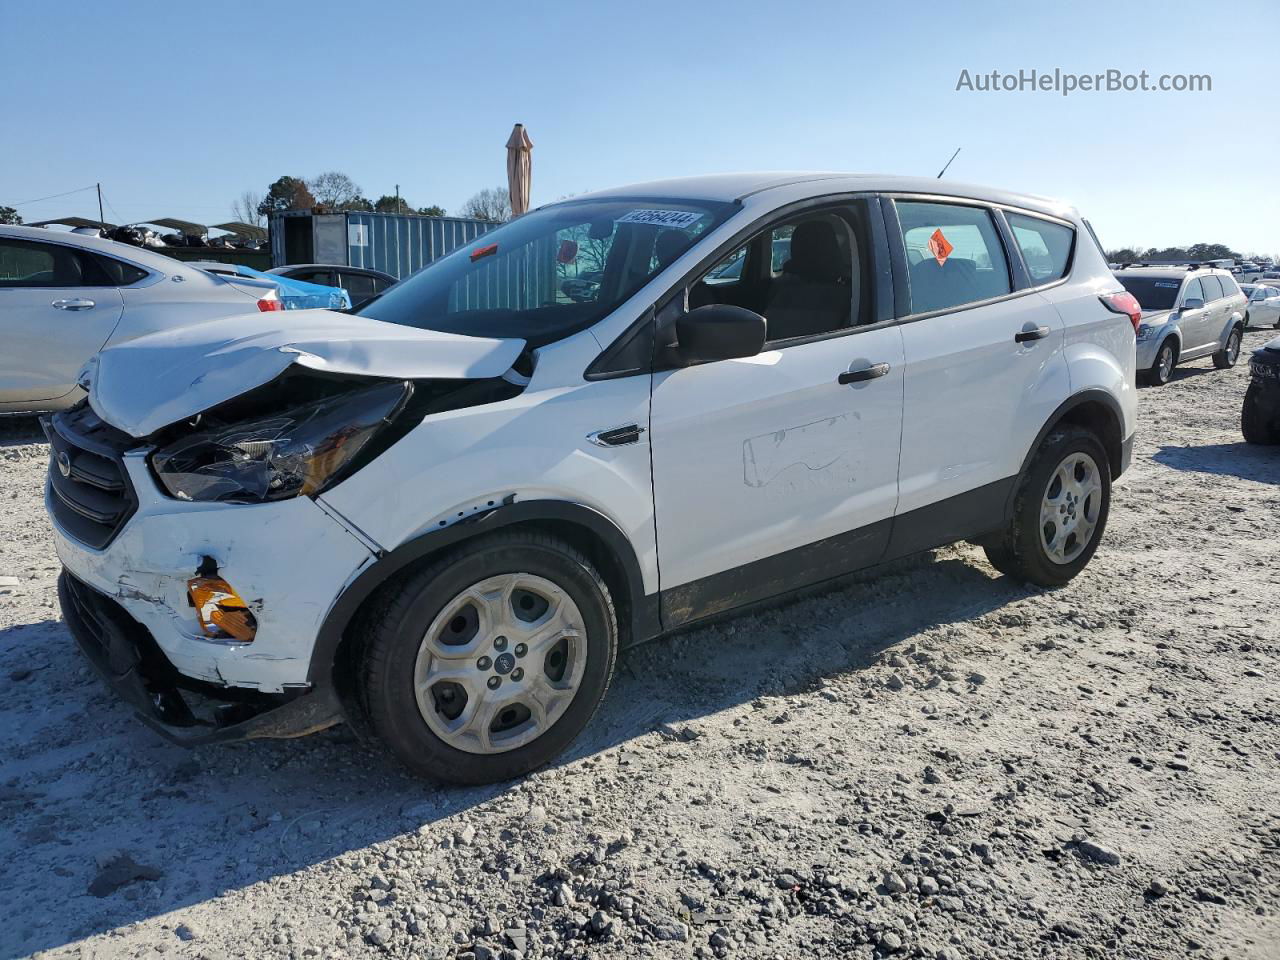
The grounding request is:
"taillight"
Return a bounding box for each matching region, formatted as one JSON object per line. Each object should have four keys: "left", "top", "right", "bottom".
{"left": 1099, "top": 292, "right": 1142, "bottom": 333}
{"left": 257, "top": 297, "right": 283, "bottom": 312}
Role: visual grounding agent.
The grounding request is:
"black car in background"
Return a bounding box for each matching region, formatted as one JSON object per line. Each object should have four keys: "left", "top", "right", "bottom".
{"left": 267, "top": 264, "right": 397, "bottom": 310}
{"left": 1243, "top": 335, "right": 1280, "bottom": 444}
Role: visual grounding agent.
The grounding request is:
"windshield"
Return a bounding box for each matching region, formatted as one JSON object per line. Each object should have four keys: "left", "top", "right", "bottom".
{"left": 357, "top": 197, "right": 735, "bottom": 345}
{"left": 1117, "top": 275, "right": 1183, "bottom": 311}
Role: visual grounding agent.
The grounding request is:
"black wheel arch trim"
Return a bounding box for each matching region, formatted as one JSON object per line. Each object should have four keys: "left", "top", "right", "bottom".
{"left": 1010, "top": 390, "right": 1128, "bottom": 512}
{"left": 306, "top": 499, "right": 656, "bottom": 686}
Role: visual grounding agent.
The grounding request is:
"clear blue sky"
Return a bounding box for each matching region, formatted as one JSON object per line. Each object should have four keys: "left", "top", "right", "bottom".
{"left": 2, "top": 0, "right": 1276, "bottom": 254}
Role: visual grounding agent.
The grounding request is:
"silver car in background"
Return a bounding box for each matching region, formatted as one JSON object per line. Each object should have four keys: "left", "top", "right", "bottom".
{"left": 1113, "top": 265, "right": 1247, "bottom": 385}
{"left": 0, "top": 226, "right": 282, "bottom": 414}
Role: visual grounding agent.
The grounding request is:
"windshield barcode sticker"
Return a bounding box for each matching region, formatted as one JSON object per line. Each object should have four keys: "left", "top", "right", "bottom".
{"left": 616, "top": 209, "right": 703, "bottom": 229}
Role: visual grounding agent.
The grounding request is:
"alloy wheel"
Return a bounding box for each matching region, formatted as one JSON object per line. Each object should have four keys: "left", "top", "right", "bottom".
{"left": 1039, "top": 452, "right": 1102, "bottom": 565}
{"left": 413, "top": 573, "right": 587, "bottom": 754}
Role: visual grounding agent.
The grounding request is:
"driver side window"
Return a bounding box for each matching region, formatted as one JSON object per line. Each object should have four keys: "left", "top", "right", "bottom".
{"left": 688, "top": 204, "right": 866, "bottom": 344}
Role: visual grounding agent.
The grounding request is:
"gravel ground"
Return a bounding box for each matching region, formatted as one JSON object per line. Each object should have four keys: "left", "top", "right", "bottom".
{"left": 2, "top": 331, "right": 1278, "bottom": 960}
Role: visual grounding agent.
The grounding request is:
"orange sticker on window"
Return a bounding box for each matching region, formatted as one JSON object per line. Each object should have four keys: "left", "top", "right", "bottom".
{"left": 927, "top": 228, "right": 954, "bottom": 266}
{"left": 470, "top": 242, "right": 498, "bottom": 262}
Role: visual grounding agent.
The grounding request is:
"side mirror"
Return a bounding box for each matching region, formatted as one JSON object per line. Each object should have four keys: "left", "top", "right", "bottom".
{"left": 1180, "top": 298, "right": 1204, "bottom": 311}
{"left": 676, "top": 304, "right": 767, "bottom": 364}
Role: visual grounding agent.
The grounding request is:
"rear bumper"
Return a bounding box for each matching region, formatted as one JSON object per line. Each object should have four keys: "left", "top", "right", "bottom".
{"left": 59, "top": 571, "right": 343, "bottom": 745}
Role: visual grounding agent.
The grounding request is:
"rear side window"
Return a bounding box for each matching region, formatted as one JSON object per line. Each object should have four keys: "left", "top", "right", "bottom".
{"left": 93, "top": 254, "right": 148, "bottom": 286}
{"left": 1217, "top": 273, "right": 1239, "bottom": 297}
{"left": 1006, "top": 212, "right": 1075, "bottom": 284}
{"left": 0, "top": 238, "right": 112, "bottom": 287}
{"left": 342, "top": 272, "right": 376, "bottom": 300}
{"left": 897, "top": 201, "right": 1011, "bottom": 314}
{"left": 1200, "top": 275, "right": 1224, "bottom": 301}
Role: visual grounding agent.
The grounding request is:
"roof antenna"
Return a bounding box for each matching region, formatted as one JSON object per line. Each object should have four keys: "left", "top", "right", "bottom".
{"left": 936, "top": 147, "right": 961, "bottom": 179}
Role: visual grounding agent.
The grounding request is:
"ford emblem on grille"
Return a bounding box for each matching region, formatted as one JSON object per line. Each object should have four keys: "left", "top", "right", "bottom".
{"left": 56, "top": 450, "right": 73, "bottom": 478}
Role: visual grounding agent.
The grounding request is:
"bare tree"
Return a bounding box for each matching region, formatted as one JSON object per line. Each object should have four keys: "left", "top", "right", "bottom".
{"left": 310, "top": 171, "right": 364, "bottom": 211}
{"left": 231, "top": 191, "right": 264, "bottom": 226}
{"left": 458, "top": 186, "right": 512, "bottom": 222}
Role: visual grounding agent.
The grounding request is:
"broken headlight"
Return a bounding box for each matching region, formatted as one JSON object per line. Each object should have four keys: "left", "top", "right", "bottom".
{"left": 152, "top": 381, "right": 411, "bottom": 503}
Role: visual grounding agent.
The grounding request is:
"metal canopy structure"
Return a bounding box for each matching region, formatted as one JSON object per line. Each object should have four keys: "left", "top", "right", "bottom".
{"left": 28, "top": 216, "right": 115, "bottom": 230}
{"left": 211, "top": 221, "right": 268, "bottom": 240}
{"left": 144, "top": 217, "right": 208, "bottom": 235}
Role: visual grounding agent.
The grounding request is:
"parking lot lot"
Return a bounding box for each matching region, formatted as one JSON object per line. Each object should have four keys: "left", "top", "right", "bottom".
{"left": 1, "top": 330, "right": 1278, "bottom": 960}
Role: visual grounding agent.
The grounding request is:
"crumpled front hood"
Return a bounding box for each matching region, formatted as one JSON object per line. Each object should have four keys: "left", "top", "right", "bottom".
{"left": 90, "top": 310, "right": 525, "bottom": 437}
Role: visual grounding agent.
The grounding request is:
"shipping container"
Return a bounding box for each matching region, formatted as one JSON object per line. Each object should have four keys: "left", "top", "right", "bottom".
{"left": 269, "top": 210, "right": 495, "bottom": 280}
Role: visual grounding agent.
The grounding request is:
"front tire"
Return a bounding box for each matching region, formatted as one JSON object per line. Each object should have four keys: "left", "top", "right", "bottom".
{"left": 1242, "top": 382, "right": 1280, "bottom": 445}
{"left": 1142, "top": 339, "right": 1176, "bottom": 386}
{"left": 360, "top": 531, "right": 618, "bottom": 784}
{"left": 1213, "top": 327, "right": 1242, "bottom": 369}
{"left": 984, "top": 427, "right": 1111, "bottom": 587}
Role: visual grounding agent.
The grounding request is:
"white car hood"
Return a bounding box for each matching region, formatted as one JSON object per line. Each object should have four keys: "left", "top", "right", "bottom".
{"left": 89, "top": 310, "right": 525, "bottom": 437}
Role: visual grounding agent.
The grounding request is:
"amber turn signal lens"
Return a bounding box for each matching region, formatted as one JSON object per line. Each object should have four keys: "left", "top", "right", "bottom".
{"left": 188, "top": 577, "right": 257, "bottom": 643}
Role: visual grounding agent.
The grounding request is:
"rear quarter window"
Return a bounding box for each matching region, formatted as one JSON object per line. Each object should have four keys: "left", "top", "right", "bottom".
{"left": 93, "top": 254, "right": 148, "bottom": 286}
{"left": 1006, "top": 212, "right": 1075, "bottom": 284}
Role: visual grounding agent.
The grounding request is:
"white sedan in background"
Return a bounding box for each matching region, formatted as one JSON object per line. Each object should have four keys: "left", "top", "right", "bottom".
{"left": 1242, "top": 283, "right": 1280, "bottom": 329}
{"left": 0, "top": 225, "right": 282, "bottom": 414}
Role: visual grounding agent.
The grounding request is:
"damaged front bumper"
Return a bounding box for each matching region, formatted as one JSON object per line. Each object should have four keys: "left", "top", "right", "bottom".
{"left": 59, "top": 571, "right": 342, "bottom": 744}
{"left": 48, "top": 444, "right": 378, "bottom": 693}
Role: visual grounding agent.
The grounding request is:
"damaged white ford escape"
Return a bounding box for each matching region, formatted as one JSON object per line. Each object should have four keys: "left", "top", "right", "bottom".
{"left": 46, "top": 174, "right": 1138, "bottom": 784}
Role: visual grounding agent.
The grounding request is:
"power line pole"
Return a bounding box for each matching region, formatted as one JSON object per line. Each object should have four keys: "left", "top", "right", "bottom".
{"left": 96, "top": 183, "right": 105, "bottom": 226}
{"left": 395, "top": 184, "right": 401, "bottom": 215}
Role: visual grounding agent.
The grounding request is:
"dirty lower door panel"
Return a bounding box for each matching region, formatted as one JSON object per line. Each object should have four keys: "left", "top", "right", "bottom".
{"left": 650, "top": 325, "right": 905, "bottom": 625}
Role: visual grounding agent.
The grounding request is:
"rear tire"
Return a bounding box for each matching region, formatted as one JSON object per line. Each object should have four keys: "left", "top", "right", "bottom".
{"left": 360, "top": 530, "right": 618, "bottom": 784}
{"left": 1142, "top": 339, "right": 1176, "bottom": 386}
{"left": 983, "top": 427, "right": 1111, "bottom": 587}
{"left": 1242, "top": 382, "right": 1280, "bottom": 445}
{"left": 1213, "top": 327, "right": 1242, "bottom": 369}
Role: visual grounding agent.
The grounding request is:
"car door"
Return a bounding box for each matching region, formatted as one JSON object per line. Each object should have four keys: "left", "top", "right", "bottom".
{"left": 1265, "top": 287, "right": 1280, "bottom": 326}
{"left": 1200, "top": 274, "right": 1226, "bottom": 348}
{"left": 649, "top": 200, "right": 904, "bottom": 626}
{"left": 887, "top": 197, "right": 1069, "bottom": 556}
{"left": 0, "top": 236, "right": 125, "bottom": 403}
{"left": 1177, "top": 276, "right": 1213, "bottom": 352}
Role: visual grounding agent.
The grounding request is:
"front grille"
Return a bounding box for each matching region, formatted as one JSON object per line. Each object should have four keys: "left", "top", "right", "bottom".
{"left": 43, "top": 403, "right": 139, "bottom": 549}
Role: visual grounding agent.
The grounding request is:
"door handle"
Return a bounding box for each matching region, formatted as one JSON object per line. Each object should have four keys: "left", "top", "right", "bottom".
{"left": 588, "top": 424, "right": 645, "bottom": 447}
{"left": 1014, "top": 324, "right": 1051, "bottom": 343}
{"left": 52, "top": 298, "right": 95, "bottom": 311}
{"left": 837, "top": 362, "right": 891, "bottom": 385}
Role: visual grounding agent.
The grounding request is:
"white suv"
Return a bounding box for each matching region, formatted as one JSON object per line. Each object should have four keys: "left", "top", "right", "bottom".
{"left": 46, "top": 174, "right": 1138, "bottom": 784}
